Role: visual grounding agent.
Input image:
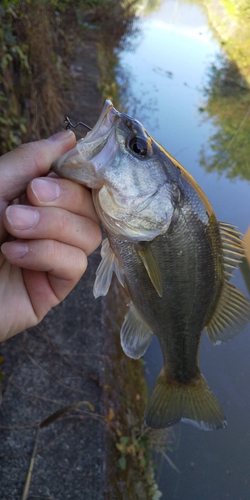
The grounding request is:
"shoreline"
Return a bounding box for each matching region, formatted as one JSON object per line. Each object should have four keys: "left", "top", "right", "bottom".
{"left": 0, "top": 21, "right": 162, "bottom": 499}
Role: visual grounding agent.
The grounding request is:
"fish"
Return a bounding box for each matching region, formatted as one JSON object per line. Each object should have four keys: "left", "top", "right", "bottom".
{"left": 52, "top": 100, "right": 250, "bottom": 430}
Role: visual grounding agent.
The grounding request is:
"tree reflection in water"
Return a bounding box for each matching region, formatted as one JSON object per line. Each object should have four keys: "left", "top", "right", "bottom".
{"left": 199, "top": 55, "right": 250, "bottom": 181}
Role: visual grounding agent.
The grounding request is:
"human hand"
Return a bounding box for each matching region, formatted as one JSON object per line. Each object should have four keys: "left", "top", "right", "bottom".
{"left": 0, "top": 131, "right": 102, "bottom": 341}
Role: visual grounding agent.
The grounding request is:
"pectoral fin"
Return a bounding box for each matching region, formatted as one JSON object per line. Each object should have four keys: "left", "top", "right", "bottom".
{"left": 93, "top": 238, "right": 124, "bottom": 298}
{"left": 206, "top": 222, "right": 250, "bottom": 345}
{"left": 121, "top": 303, "right": 154, "bottom": 359}
{"left": 135, "top": 242, "right": 163, "bottom": 297}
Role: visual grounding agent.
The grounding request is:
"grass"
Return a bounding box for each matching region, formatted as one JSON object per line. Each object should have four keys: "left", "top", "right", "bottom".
{"left": 0, "top": 0, "right": 138, "bottom": 154}
{"left": 204, "top": 0, "right": 250, "bottom": 85}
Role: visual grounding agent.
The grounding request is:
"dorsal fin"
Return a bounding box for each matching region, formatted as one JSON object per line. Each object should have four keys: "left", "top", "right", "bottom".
{"left": 206, "top": 222, "right": 250, "bottom": 345}
{"left": 219, "top": 222, "right": 245, "bottom": 275}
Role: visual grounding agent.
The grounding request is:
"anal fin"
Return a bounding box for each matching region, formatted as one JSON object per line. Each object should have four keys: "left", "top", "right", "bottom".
{"left": 93, "top": 238, "right": 124, "bottom": 298}
{"left": 121, "top": 303, "right": 154, "bottom": 359}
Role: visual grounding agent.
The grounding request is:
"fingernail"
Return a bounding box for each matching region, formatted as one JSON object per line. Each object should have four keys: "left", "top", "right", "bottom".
{"left": 47, "top": 130, "right": 75, "bottom": 143}
{"left": 1, "top": 242, "right": 28, "bottom": 259}
{"left": 31, "top": 178, "right": 61, "bottom": 202}
{"left": 6, "top": 206, "right": 39, "bottom": 230}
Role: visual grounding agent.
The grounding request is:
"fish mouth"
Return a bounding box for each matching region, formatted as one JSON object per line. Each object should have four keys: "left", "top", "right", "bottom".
{"left": 51, "top": 100, "right": 119, "bottom": 183}
{"left": 83, "top": 99, "right": 119, "bottom": 145}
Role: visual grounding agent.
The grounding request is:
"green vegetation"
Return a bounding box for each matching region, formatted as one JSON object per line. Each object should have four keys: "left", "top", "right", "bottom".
{"left": 186, "top": 0, "right": 250, "bottom": 180}
{"left": 185, "top": 1, "right": 250, "bottom": 83}
{"left": 203, "top": 0, "right": 250, "bottom": 86}
{"left": 0, "top": 0, "right": 66, "bottom": 152}
{"left": 220, "top": 0, "right": 238, "bottom": 17}
{"left": 200, "top": 55, "right": 250, "bottom": 180}
{"left": 0, "top": 1, "right": 166, "bottom": 496}
{"left": 0, "top": 0, "right": 138, "bottom": 154}
{"left": 114, "top": 422, "right": 163, "bottom": 499}
{"left": 138, "top": 0, "right": 162, "bottom": 15}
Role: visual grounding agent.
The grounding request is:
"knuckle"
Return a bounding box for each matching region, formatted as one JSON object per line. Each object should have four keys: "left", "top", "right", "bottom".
{"left": 58, "top": 210, "right": 71, "bottom": 234}
{"left": 77, "top": 251, "right": 88, "bottom": 275}
{"left": 44, "top": 239, "right": 58, "bottom": 261}
{"left": 64, "top": 248, "right": 88, "bottom": 282}
{"left": 17, "top": 142, "right": 48, "bottom": 176}
{"left": 69, "top": 182, "right": 88, "bottom": 209}
{"left": 68, "top": 247, "right": 87, "bottom": 279}
{"left": 80, "top": 185, "right": 89, "bottom": 204}
{"left": 86, "top": 223, "right": 102, "bottom": 253}
{"left": 44, "top": 240, "right": 87, "bottom": 276}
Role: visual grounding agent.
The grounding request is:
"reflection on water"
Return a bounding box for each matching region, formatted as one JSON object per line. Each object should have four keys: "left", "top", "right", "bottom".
{"left": 138, "top": 0, "right": 162, "bottom": 15}
{"left": 200, "top": 56, "right": 250, "bottom": 180}
{"left": 118, "top": 0, "right": 250, "bottom": 499}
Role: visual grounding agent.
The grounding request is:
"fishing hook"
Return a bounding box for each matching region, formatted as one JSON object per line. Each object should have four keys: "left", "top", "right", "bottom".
{"left": 64, "top": 116, "right": 92, "bottom": 131}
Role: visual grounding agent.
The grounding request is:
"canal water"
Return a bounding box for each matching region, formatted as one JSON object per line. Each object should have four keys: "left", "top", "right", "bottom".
{"left": 118, "top": 1, "right": 250, "bottom": 499}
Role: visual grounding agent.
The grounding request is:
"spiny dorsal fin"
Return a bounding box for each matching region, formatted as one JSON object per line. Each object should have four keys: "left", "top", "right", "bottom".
{"left": 93, "top": 238, "right": 124, "bottom": 298}
{"left": 219, "top": 222, "right": 245, "bottom": 274}
{"left": 206, "top": 222, "right": 250, "bottom": 345}
{"left": 121, "top": 302, "right": 154, "bottom": 359}
{"left": 135, "top": 242, "right": 163, "bottom": 297}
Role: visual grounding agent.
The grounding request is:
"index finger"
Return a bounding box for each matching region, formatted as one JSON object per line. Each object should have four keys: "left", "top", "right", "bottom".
{"left": 27, "top": 177, "right": 100, "bottom": 224}
{"left": 0, "top": 130, "right": 76, "bottom": 203}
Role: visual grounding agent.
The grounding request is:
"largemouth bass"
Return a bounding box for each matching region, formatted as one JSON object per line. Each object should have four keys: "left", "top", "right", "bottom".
{"left": 52, "top": 100, "right": 250, "bottom": 430}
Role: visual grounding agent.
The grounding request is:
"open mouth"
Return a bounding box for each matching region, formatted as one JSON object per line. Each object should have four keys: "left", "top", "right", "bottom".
{"left": 51, "top": 100, "right": 120, "bottom": 183}
{"left": 71, "top": 99, "right": 120, "bottom": 160}
{"left": 83, "top": 100, "right": 119, "bottom": 144}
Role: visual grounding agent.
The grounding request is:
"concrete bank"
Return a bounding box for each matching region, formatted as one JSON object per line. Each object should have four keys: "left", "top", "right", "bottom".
{"left": 0, "top": 40, "right": 105, "bottom": 500}
{"left": 0, "top": 38, "right": 155, "bottom": 500}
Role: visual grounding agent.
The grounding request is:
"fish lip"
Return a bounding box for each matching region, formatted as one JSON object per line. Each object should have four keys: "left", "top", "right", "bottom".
{"left": 83, "top": 99, "right": 119, "bottom": 144}
{"left": 51, "top": 100, "right": 119, "bottom": 180}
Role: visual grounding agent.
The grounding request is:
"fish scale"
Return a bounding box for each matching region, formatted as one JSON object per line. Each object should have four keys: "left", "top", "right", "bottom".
{"left": 52, "top": 99, "right": 250, "bottom": 430}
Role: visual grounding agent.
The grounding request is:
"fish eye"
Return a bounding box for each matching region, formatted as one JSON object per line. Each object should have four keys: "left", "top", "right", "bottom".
{"left": 129, "top": 136, "right": 149, "bottom": 157}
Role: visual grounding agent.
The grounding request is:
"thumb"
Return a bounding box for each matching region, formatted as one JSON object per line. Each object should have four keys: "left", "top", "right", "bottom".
{"left": 0, "top": 130, "right": 76, "bottom": 203}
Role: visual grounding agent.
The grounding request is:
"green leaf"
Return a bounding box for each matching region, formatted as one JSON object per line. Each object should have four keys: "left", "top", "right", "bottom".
{"left": 20, "top": 123, "right": 27, "bottom": 134}
{"left": 116, "top": 442, "right": 124, "bottom": 452}
{"left": 152, "top": 491, "right": 162, "bottom": 500}
{"left": 120, "top": 436, "right": 129, "bottom": 447}
{"left": 139, "top": 456, "right": 146, "bottom": 468}
{"left": 118, "top": 456, "right": 126, "bottom": 470}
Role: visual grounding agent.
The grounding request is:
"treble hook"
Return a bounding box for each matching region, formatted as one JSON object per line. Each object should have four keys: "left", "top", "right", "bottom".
{"left": 64, "top": 116, "right": 92, "bottom": 131}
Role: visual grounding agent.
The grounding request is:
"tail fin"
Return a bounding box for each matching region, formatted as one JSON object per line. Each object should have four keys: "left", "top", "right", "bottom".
{"left": 145, "top": 370, "right": 227, "bottom": 431}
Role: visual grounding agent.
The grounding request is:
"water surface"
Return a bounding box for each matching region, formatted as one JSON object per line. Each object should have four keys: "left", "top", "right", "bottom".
{"left": 119, "top": 1, "right": 250, "bottom": 498}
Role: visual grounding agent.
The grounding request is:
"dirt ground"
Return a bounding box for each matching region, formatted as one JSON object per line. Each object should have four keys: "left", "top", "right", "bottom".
{"left": 0, "top": 32, "right": 154, "bottom": 499}
{"left": 0, "top": 40, "right": 107, "bottom": 500}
